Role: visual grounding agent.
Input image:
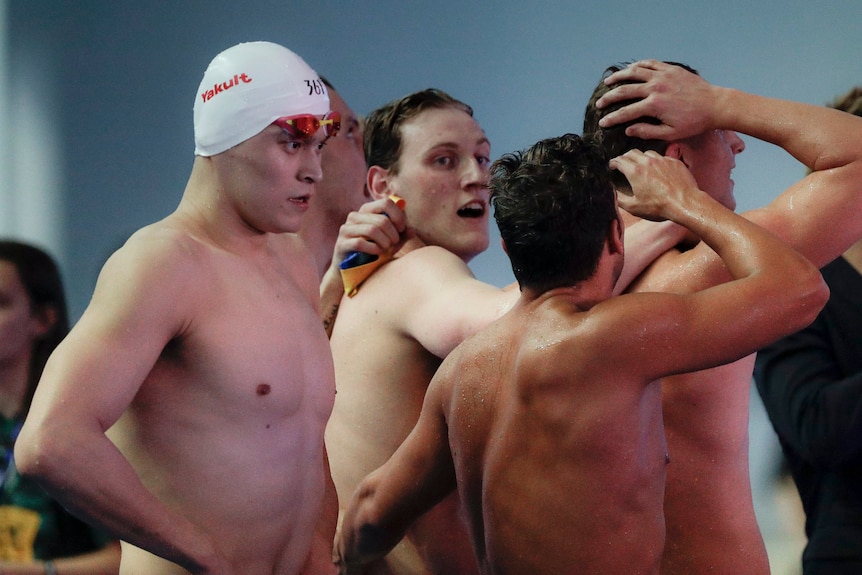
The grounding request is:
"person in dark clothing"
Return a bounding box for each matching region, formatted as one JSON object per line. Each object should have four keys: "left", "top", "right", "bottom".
{"left": 754, "top": 86, "right": 862, "bottom": 575}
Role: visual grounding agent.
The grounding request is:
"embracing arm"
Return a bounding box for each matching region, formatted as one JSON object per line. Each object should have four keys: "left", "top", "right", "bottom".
{"left": 398, "top": 247, "right": 519, "bottom": 358}
{"left": 334, "top": 372, "right": 457, "bottom": 574}
{"left": 598, "top": 60, "right": 862, "bottom": 267}
{"left": 614, "top": 218, "right": 685, "bottom": 295}
{"left": 609, "top": 150, "right": 828, "bottom": 377}
{"left": 14, "top": 237, "right": 234, "bottom": 575}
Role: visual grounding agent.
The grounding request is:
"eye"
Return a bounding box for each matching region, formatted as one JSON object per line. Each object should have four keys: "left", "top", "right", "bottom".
{"left": 434, "top": 155, "right": 455, "bottom": 168}
{"left": 477, "top": 155, "right": 491, "bottom": 167}
{"left": 346, "top": 121, "right": 359, "bottom": 141}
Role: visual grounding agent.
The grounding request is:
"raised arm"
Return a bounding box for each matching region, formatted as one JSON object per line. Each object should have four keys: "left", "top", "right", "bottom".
{"left": 405, "top": 216, "right": 682, "bottom": 355}
{"left": 334, "top": 367, "right": 457, "bottom": 574}
{"left": 320, "top": 196, "right": 407, "bottom": 336}
{"left": 598, "top": 60, "right": 862, "bottom": 268}
{"left": 608, "top": 150, "right": 828, "bottom": 378}
{"left": 14, "top": 236, "right": 234, "bottom": 575}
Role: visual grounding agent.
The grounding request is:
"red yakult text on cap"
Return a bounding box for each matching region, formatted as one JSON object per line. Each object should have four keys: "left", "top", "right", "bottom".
{"left": 201, "top": 73, "right": 252, "bottom": 103}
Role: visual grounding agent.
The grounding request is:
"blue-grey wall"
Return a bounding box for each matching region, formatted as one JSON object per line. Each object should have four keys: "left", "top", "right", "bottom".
{"left": 9, "top": 0, "right": 862, "bottom": 320}
{"left": 6, "top": 2, "right": 862, "bottom": 567}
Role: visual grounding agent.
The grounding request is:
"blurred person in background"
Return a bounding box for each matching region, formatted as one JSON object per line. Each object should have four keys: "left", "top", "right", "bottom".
{"left": 0, "top": 239, "right": 120, "bottom": 575}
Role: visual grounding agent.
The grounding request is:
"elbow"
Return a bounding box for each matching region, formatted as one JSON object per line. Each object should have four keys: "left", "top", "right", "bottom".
{"left": 14, "top": 420, "right": 69, "bottom": 488}
{"left": 793, "top": 271, "right": 830, "bottom": 330}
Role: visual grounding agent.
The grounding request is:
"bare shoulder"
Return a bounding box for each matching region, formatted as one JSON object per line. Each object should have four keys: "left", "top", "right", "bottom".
{"left": 396, "top": 244, "right": 475, "bottom": 276}
{"left": 351, "top": 244, "right": 476, "bottom": 309}
{"left": 105, "top": 218, "right": 209, "bottom": 282}
{"left": 84, "top": 218, "right": 220, "bottom": 338}
{"left": 627, "top": 242, "right": 728, "bottom": 295}
{"left": 520, "top": 294, "right": 679, "bottom": 383}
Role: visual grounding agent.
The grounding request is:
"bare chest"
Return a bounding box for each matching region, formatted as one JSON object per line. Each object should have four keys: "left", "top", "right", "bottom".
{"left": 146, "top": 258, "right": 335, "bottom": 424}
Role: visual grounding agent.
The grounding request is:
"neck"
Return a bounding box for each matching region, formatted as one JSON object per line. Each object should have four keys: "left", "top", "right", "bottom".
{"left": 179, "top": 158, "right": 273, "bottom": 254}
{"left": 522, "top": 259, "right": 617, "bottom": 313}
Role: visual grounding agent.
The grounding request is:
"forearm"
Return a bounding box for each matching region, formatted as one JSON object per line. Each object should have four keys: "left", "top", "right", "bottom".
{"left": 299, "top": 450, "right": 339, "bottom": 575}
{"left": 615, "top": 219, "right": 685, "bottom": 295}
{"left": 717, "top": 88, "right": 862, "bottom": 171}
{"left": 320, "top": 264, "right": 345, "bottom": 337}
{"left": 15, "top": 425, "right": 220, "bottom": 573}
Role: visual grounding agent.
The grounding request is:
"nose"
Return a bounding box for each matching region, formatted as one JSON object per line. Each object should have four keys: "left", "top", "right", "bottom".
{"left": 299, "top": 147, "right": 324, "bottom": 183}
{"left": 726, "top": 130, "right": 745, "bottom": 155}
{"left": 462, "top": 157, "right": 490, "bottom": 189}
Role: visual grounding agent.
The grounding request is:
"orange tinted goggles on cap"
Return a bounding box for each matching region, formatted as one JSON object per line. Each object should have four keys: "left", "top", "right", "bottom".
{"left": 272, "top": 110, "right": 341, "bottom": 140}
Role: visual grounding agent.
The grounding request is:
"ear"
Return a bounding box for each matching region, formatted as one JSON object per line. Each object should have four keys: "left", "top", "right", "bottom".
{"left": 665, "top": 142, "right": 685, "bottom": 163}
{"left": 607, "top": 217, "right": 624, "bottom": 256}
{"left": 367, "top": 165, "right": 391, "bottom": 201}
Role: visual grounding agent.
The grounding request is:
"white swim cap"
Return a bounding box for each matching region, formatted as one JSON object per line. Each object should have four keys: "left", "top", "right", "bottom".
{"left": 193, "top": 41, "right": 330, "bottom": 157}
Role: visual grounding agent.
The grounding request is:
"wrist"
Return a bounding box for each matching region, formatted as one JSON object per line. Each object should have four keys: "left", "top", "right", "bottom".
{"left": 711, "top": 86, "right": 740, "bottom": 130}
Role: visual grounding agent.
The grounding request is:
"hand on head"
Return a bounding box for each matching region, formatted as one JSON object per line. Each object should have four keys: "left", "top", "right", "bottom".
{"left": 610, "top": 149, "right": 702, "bottom": 222}
{"left": 597, "top": 60, "right": 718, "bottom": 142}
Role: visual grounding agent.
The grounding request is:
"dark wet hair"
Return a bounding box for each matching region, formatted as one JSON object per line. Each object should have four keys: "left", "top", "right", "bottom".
{"left": 491, "top": 133, "right": 618, "bottom": 293}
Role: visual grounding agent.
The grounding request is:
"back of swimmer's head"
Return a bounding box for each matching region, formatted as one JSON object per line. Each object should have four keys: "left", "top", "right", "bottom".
{"left": 193, "top": 41, "right": 330, "bottom": 157}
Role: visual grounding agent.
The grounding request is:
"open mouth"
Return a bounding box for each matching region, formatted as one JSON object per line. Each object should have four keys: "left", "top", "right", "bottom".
{"left": 457, "top": 201, "right": 486, "bottom": 219}
{"left": 289, "top": 195, "right": 311, "bottom": 205}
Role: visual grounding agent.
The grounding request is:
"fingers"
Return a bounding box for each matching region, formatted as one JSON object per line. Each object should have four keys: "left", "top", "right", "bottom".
{"left": 601, "top": 60, "right": 666, "bottom": 90}
{"left": 609, "top": 149, "right": 647, "bottom": 184}
{"left": 597, "top": 60, "right": 665, "bottom": 109}
{"left": 610, "top": 150, "right": 694, "bottom": 221}
{"left": 595, "top": 60, "right": 682, "bottom": 140}
{"left": 339, "top": 213, "right": 400, "bottom": 255}
{"left": 333, "top": 197, "right": 407, "bottom": 262}
{"left": 608, "top": 149, "right": 660, "bottom": 173}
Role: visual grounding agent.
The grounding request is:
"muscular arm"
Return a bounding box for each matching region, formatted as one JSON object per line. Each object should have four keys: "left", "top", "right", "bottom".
{"left": 397, "top": 246, "right": 518, "bottom": 358}
{"left": 598, "top": 60, "right": 862, "bottom": 268}
{"left": 608, "top": 150, "right": 828, "bottom": 378}
{"left": 335, "top": 369, "right": 457, "bottom": 573}
{"left": 14, "top": 235, "right": 232, "bottom": 575}
{"left": 398, "top": 209, "right": 680, "bottom": 352}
